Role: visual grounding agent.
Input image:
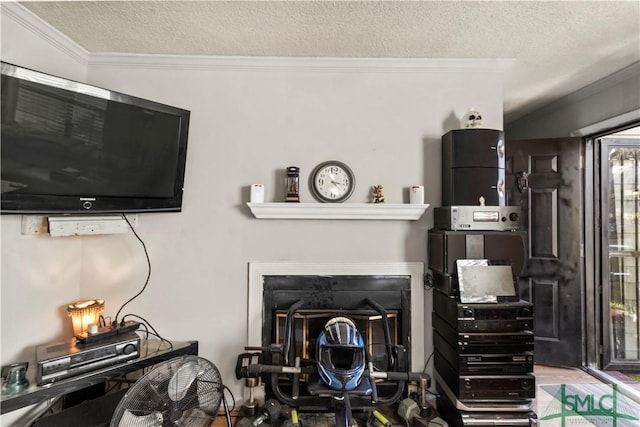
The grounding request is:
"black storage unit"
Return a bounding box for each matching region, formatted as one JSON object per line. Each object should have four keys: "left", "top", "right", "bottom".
{"left": 442, "top": 129, "right": 505, "bottom": 206}
{"left": 428, "top": 228, "right": 528, "bottom": 276}
{"left": 428, "top": 229, "right": 528, "bottom": 298}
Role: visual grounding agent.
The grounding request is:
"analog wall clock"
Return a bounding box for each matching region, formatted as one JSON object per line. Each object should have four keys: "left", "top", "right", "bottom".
{"left": 309, "top": 161, "right": 355, "bottom": 203}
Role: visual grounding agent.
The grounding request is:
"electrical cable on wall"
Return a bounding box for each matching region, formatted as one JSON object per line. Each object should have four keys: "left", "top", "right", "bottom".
{"left": 113, "top": 214, "right": 151, "bottom": 327}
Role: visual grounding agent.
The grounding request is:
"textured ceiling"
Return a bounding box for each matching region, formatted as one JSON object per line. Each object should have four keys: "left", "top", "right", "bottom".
{"left": 17, "top": 0, "right": 640, "bottom": 122}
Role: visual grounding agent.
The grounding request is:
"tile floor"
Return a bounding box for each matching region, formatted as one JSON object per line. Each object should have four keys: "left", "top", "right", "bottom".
{"left": 535, "top": 364, "right": 640, "bottom": 426}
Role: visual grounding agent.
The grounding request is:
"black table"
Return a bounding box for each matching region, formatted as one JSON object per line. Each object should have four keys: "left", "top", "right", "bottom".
{"left": 1, "top": 338, "right": 198, "bottom": 414}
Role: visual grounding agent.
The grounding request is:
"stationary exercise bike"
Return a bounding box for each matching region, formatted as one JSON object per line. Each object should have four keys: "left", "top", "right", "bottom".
{"left": 235, "top": 298, "right": 429, "bottom": 427}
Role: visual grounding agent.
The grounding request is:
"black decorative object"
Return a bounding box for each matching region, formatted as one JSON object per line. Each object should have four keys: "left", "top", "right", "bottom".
{"left": 286, "top": 166, "right": 300, "bottom": 202}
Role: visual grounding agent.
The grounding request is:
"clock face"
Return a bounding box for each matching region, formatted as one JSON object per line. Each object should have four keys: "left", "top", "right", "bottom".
{"left": 310, "top": 161, "right": 355, "bottom": 203}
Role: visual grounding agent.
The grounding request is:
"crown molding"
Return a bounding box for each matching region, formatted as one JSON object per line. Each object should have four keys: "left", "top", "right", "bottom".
{"left": 4, "top": 3, "right": 513, "bottom": 75}
{"left": 88, "top": 53, "right": 514, "bottom": 74}
{"left": 1, "top": 3, "right": 88, "bottom": 67}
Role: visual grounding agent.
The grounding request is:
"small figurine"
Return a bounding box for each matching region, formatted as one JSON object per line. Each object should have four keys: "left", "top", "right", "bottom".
{"left": 461, "top": 107, "right": 483, "bottom": 129}
{"left": 372, "top": 185, "right": 385, "bottom": 203}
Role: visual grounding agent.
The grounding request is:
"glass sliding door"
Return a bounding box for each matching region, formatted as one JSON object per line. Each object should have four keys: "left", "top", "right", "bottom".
{"left": 601, "top": 127, "right": 640, "bottom": 370}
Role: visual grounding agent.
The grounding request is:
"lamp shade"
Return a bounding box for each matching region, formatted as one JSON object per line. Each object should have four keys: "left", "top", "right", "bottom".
{"left": 67, "top": 299, "right": 104, "bottom": 335}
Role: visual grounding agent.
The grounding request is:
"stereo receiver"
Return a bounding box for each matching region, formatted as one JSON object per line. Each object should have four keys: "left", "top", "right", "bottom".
{"left": 434, "top": 291, "right": 534, "bottom": 333}
{"left": 433, "top": 313, "right": 534, "bottom": 353}
{"left": 36, "top": 332, "right": 140, "bottom": 385}
{"left": 434, "top": 332, "right": 534, "bottom": 375}
{"left": 434, "top": 206, "right": 520, "bottom": 231}
{"left": 435, "top": 352, "right": 535, "bottom": 400}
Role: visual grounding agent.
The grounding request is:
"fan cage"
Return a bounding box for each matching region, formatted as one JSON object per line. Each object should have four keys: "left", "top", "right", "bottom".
{"left": 110, "top": 355, "right": 224, "bottom": 427}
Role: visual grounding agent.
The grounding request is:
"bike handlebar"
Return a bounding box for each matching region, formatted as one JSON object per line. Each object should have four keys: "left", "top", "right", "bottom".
{"left": 241, "top": 362, "right": 426, "bottom": 409}
{"left": 372, "top": 371, "right": 424, "bottom": 382}
{"left": 245, "top": 363, "right": 316, "bottom": 376}
{"left": 244, "top": 362, "right": 423, "bottom": 382}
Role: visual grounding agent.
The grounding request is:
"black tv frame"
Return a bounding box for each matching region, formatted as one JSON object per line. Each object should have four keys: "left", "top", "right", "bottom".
{"left": 1, "top": 62, "right": 190, "bottom": 215}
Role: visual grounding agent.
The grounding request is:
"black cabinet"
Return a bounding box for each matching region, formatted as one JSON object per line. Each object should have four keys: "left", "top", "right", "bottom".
{"left": 442, "top": 129, "right": 505, "bottom": 206}
{"left": 442, "top": 129, "right": 505, "bottom": 169}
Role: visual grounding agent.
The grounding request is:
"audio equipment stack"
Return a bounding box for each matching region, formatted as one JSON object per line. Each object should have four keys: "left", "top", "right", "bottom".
{"left": 429, "top": 129, "right": 537, "bottom": 426}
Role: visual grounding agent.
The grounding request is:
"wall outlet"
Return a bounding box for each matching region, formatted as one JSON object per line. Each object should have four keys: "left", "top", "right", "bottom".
{"left": 21, "top": 214, "right": 138, "bottom": 236}
{"left": 48, "top": 215, "right": 133, "bottom": 237}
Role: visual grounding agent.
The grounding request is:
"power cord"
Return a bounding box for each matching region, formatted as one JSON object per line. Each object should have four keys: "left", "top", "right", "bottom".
{"left": 423, "top": 350, "right": 434, "bottom": 373}
{"left": 220, "top": 384, "right": 236, "bottom": 427}
{"left": 122, "top": 313, "right": 173, "bottom": 350}
{"left": 113, "top": 214, "right": 151, "bottom": 326}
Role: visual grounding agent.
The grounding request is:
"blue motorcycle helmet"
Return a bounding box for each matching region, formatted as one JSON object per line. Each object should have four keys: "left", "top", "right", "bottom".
{"left": 316, "top": 316, "right": 366, "bottom": 391}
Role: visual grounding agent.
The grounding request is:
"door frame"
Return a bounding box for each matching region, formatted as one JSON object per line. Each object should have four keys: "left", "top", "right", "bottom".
{"left": 596, "top": 134, "right": 640, "bottom": 371}
{"left": 585, "top": 137, "right": 599, "bottom": 370}
{"left": 581, "top": 121, "right": 640, "bottom": 373}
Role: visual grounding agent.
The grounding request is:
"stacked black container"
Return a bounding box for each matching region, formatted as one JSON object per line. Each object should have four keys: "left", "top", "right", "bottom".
{"left": 430, "top": 129, "right": 537, "bottom": 427}
{"left": 441, "top": 129, "right": 506, "bottom": 207}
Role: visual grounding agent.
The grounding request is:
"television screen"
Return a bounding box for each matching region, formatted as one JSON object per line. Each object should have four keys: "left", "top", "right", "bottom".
{"left": 1, "top": 62, "right": 190, "bottom": 214}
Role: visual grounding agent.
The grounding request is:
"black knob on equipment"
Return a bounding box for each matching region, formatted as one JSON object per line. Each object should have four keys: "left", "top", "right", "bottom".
{"left": 122, "top": 344, "right": 136, "bottom": 355}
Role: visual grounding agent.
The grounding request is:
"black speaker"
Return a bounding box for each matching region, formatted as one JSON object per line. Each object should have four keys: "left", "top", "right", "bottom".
{"left": 442, "top": 129, "right": 505, "bottom": 206}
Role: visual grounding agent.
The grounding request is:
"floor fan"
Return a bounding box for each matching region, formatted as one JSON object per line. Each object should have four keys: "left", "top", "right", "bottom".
{"left": 110, "top": 355, "right": 226, "bottom": 427}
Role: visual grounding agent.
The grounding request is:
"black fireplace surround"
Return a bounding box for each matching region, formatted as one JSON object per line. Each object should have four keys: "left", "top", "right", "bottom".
{"left": 262, "top": 275, "right": 412, "bottom": 370}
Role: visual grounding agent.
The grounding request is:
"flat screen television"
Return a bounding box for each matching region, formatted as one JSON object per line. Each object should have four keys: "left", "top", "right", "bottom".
{"left": 1, "top": 62, "right": 190, "bottom": 214}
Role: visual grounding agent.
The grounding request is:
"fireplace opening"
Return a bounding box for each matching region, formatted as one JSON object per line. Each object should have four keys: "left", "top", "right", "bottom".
{"left": 261, "top": 275, "right": 412, "bottom": 401}
{"left": 274, "top": 310, "right": 400, "bottom": 371}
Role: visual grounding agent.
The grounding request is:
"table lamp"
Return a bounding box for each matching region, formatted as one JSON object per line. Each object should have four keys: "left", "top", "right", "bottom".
{"left": 67, "top": 299, "right": 104, "bottom": 336}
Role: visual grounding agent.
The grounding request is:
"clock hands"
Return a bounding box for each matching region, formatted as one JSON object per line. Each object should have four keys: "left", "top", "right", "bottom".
{"left": 330, "top": 179, "right": 346, "bottom": 195}
{"left": 328, "top": 174, "right": 342, "bottom": 190}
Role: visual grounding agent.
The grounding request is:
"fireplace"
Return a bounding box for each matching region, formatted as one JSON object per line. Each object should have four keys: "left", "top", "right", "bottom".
{"left": 247, "top": 262, "right": 426, "bottom": 373}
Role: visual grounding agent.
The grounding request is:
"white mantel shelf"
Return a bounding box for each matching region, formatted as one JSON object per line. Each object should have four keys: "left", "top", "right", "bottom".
{"left": 247, "top": 202, "right": 430, "bottom": 220}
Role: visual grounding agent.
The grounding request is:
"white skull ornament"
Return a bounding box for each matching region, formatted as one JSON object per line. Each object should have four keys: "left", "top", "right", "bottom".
{"left": 461, "top": 108, "right": 483, "bottom": 128}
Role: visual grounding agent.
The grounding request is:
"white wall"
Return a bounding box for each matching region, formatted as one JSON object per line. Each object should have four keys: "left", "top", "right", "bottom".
{"left": 1, "top": 4, "right": 506, "bottom": 424}
{"left": 0, "top": 3, "right": 90, "bottom": 364}
{"left": 0, "top": 5, "right": 90, "bottom": 425}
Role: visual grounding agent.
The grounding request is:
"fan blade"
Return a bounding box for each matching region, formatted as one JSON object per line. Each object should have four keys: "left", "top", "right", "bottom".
{"left": 168, "top": 360, "right": 199, "bottom": 402}
{"left": 118, "top": 409, "right": 163, "bottom": 427}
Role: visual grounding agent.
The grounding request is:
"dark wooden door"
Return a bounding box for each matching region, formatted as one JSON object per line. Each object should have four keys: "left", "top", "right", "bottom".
{"left": 506, "top": 138, "right": 584, "bottom": 367}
